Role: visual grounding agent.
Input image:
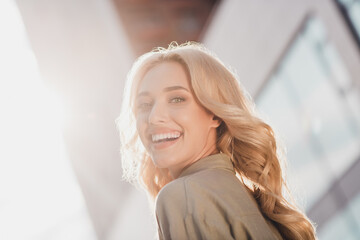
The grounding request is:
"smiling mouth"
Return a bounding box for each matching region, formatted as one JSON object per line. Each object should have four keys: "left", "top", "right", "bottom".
{"left": 151, "top": 132, "right": 182, "bottom": 143}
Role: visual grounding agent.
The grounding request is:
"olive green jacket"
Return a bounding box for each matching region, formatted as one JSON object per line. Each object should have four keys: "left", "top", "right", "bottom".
{"left": 155, "top": 153, "right": 283, "bottom": 240}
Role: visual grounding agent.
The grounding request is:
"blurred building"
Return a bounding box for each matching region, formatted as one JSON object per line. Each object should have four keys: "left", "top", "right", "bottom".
{"left": 13, "top": 0, "right": 360, "bottom": 239}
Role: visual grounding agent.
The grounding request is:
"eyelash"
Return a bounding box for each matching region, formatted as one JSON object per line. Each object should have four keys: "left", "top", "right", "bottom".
{"left": 137, "top": 102, "right": 152, "bottom": 109}
{"left": 136, "top": 96, "right": 186, "bottom": 110}
{"left": 169, "top": 96, "right": 185, "bottom": 103}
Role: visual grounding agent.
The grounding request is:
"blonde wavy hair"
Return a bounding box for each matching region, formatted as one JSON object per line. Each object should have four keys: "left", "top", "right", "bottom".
{"left": 117, "top": 42, "right": 316, "bottom": 239}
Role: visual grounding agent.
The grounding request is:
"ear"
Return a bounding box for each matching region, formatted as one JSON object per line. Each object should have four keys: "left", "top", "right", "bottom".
{"left": 210, "top": 115, "right": 222, "bottom": 128}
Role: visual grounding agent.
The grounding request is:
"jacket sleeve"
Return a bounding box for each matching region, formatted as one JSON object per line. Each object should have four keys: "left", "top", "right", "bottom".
{"left": 155, "top": 180, "right": 252, "bottom": 240}
{"left": 155, "top": 181, "right": 190, "bottom": 240}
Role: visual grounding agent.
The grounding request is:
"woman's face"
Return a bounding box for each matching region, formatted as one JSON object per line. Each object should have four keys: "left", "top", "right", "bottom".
{"left": 135, "top": 61, "right": 220, "bottom": 178}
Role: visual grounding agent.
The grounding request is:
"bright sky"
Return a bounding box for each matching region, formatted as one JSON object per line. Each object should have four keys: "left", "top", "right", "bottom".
{"left": 0, "top": 0, "right": 95, "bottom": 239}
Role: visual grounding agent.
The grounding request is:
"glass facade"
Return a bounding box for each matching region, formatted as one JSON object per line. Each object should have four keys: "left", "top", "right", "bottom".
{"left": 255, "top": 17, "right": 360, "bottom": 238}
{"left": 337, "top": 0, "right": 360, "bottom": 41}
{"left": 319, "top": 192, "right": 360, "bottom": 239}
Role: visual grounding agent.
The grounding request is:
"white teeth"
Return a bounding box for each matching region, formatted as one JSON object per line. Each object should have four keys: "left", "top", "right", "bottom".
{"left": 152, "top": 132, "right": 181, "bottom": 142}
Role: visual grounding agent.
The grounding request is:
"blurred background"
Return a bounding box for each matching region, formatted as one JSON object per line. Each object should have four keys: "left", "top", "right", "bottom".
{"left": 0, "top": 0, "right": 359, "bottom": 239}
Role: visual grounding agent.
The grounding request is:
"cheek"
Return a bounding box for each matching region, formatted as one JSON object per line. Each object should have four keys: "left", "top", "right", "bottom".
{"left": 173, "top": 107, "right": 213, "bottom": 132}
{"left": 136, "top": 115, "right": 148, "bottom": 143}
{"left": 192, "top": 106, "right": 213, "bottom": 124}
{"left": 169, "top": 108, "right": 194, "bottom": 129}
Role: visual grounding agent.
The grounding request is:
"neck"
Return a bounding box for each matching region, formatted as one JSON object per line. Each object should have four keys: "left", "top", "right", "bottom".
{"left": 169, "top": 144, "right": 219, "bottom": 179}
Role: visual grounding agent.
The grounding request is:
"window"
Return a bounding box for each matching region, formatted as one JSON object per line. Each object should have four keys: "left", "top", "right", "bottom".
{"left": 255, "top": 16, "right": 360, "bottom": 238}
{"left": 336, "top": 0, "right": 360, "bottom": 45}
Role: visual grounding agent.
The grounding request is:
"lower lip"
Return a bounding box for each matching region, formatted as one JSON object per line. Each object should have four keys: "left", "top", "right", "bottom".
{"left": 151, "top": 135, "right": 182, "bottom": 150}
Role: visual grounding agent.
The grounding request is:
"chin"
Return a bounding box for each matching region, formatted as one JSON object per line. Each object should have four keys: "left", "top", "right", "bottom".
{"left": 151, "top": 155, "right": 176, "bottom": 169}
{"left": 151, "top": 156, "right": 167, "bottom": 168}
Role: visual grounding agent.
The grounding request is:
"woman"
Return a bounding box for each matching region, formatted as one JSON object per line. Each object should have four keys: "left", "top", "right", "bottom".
{"left": 118, "top": 42, "right": 316, "bottom": 239}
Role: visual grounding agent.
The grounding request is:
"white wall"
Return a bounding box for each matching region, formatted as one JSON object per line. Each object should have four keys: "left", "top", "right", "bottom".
{"left": 14, "top": 0, "right": 156, "bottom": 239}
{"left": 203, "top": 0, "right": 360, "bottom": 97}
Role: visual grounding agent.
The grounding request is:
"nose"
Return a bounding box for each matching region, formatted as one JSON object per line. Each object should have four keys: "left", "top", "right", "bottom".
{"left": 148, "top": 101, "right": 168, "bottom": 124}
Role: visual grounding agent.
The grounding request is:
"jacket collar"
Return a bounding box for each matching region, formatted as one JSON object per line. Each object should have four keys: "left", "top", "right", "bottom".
{"left": 178, "top": 153, "right": 235, "bottom": 178}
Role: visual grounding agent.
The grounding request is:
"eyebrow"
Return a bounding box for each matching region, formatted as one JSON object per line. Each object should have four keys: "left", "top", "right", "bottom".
{"left": 137, "top": 85, "right": 189, "bottom": 97}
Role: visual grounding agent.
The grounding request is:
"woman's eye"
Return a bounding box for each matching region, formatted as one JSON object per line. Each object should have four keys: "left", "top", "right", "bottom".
{"left": 170, "top": 97, "right": 185, "bottom": 103}
{"left": 137, "top": 102, "right": 152, "bottom": 110}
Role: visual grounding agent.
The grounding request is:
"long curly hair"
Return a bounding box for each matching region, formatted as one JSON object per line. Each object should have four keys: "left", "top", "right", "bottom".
{"left": 117, "top": 42, "right": 316, "bottom": 239}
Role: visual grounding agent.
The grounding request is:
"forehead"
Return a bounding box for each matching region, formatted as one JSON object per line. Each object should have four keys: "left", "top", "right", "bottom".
{"left": 138, "top": 61, "right": 190, "bottom": 93}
